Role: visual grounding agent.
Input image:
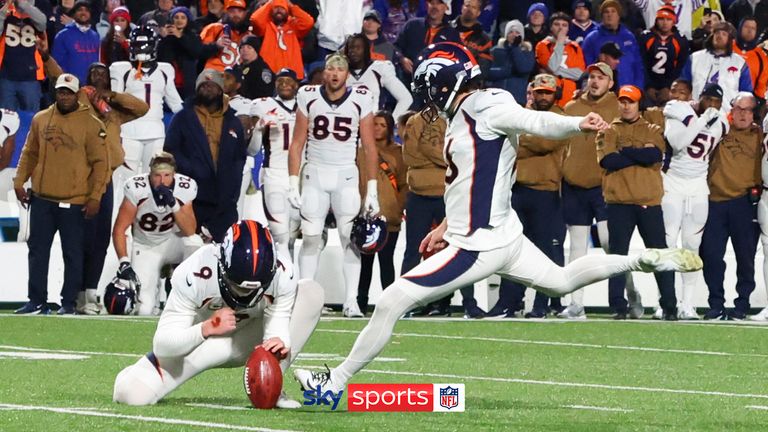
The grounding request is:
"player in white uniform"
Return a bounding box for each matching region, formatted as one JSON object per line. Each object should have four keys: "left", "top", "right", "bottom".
{"left": 0, "top": 109, "right": 28, "bottom": 240}
{"left": 754, "top": 112, "right": 768, "bottom": 321}
{"left": 251, "top": 68, "right": 300, "bottom": 259}
{"left": 112, "top": 152, "right": 202, "bottom": 315}
{"left": 222, "top": 67, "right": 256, "bottom": 219}
{"left": 287, "top": 53, "right": 380, "bottom": 318}
{"left": 662, "top": 83, "right": 728, "bottom": 320}
{"left": 344, "top": 33, "right": 413, "bottom": 120}
{"left": 110, "top": 26, "right": 183, "bottom": 212}
{"left": 113, "top": 220, "right": 325, "bottom": 408}
{"left": 293, "top": 43, "right": 703, "bottom": 392}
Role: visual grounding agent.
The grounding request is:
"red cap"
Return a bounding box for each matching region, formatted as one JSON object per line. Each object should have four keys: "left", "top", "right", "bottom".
{"left": 224, "top": 0, "right": 246, "bottom": 10}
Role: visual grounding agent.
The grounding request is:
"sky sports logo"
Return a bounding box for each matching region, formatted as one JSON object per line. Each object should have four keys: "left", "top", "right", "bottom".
{"left": 303, "top": 383, "right": 465, "bottom": 412}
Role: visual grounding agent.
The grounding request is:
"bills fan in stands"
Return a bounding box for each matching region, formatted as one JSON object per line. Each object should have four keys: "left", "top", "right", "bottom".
{"left": 350, "top": 215, "right": 388, "bottom": 254}
{"left": 243, "top": 346, "right": 282, "bottom": 409}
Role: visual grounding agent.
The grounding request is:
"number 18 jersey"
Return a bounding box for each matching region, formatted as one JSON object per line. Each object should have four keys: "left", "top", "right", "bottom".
{"left": 123, "top": 173, "right": 198, "bottom": 246}
{"left": 297, "top": 85, "right": 374, "bottom": 167}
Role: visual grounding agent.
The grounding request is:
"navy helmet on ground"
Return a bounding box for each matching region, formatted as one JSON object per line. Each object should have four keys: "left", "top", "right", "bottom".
{"left": 103, "top": 277, "right": 137, "bottom": 315}
{"left": 350, "top": 214, "right": 388, "bottom": 255}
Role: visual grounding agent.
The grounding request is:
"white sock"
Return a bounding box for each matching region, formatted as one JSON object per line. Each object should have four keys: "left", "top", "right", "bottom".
{"left": 298, "top": 234, "right": 323, "bottom": 279}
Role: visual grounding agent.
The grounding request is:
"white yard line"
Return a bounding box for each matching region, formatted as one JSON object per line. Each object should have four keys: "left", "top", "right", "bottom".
{"left": 315, "top": 329, "right": 768, "bottom": 358}
{"left": 564, "top": 405, "right": 633, "bottom": 413}
{"left": 0, "top": 403, "right": 300, "bottom": 432}
{"left": 185, "top": 403, "right": 251, "bottom": 411}
{"left": 746, "top": 405, "right": 768, "bottom": 410}
{"left": 0, "top": 345, "right": 140, "bottom": 358}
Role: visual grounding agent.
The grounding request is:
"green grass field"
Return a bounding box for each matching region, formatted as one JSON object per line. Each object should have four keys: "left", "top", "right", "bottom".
{"left": 1, "top": 312, "right": 768, "bottom": 431}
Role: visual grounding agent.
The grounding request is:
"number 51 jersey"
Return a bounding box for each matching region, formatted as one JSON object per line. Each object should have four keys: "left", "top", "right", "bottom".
{"left": 123, "top": 173, "right": 198, "bottom": 246}
{"left": 297, "top": 85, "right": 374, "bottom": 167}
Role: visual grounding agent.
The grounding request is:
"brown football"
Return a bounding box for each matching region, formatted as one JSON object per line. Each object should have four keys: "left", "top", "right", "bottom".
{"left": 243, "top": 346, "right": 283, "bottom": 409}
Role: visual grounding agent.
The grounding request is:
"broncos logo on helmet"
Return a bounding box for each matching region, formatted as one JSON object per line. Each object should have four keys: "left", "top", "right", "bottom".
{"left": 104, "top": 277, "right": 137, "bottom": 315}
{"left": 350, "top": 215, "right": 388, "bottom": 255}
{"left": 412, "top": 42, "right": 481, "bottom": 122}
{"left": 217, "top": 220, "right": 277, "bottom": 310}
{"left": 129, "top": 26, "right": 159, "bottom": 63}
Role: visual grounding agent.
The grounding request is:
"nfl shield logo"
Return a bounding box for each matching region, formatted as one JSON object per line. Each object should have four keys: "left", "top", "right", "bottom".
{"left": 439, "top": 386, "right": 459, "bottom": 410}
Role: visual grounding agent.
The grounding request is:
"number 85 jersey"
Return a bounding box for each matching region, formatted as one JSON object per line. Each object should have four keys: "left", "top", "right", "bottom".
{"left": 297, "top": 85, "right": 374, "bottom": 167}
{"left": 124, "top": 173, "right": 198, "bottom": 246}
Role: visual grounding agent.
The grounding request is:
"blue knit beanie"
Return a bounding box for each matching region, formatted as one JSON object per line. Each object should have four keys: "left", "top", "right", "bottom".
{"left": 527, "top": 2, "right": 550, "bottom": 21}
{"left": 170, "top": 6, "right": 193, "bottom": 23}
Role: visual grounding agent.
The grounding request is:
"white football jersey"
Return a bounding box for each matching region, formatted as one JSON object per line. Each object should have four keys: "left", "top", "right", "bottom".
{"left": 124, "top": 173, "right": 198, "bottom": 246}
{"left": 0, "top": 108, "right": 20, "bottom": 145}
{"left": 229, "top": 94, "right": 252, "bottom": 117}
{"left": 347, "top": 60, "right": 413, "bottom": 120}
{"left": 110, "top": 61, "right": 184, "bottom": 140}
{"left": 635, "top": 0, "right": 706, "bottom": 39}
{"left": 251, "top": 96, "right": 297, "bottom": 169}
{"left": 297, "top": 85, "right": 374, "bottom": 167}
{"left": 442, "top": 89, "right": 582, "bottom": 251}
{"left": 663, "top": 100, "right": 728, "bottom": 190}
{"left": 163, "top": 244, "right": 296, "bottom": 349}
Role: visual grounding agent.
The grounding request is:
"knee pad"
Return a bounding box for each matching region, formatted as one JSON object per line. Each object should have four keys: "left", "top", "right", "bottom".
{"left": 301, "top": 234, "right": 324, "bottom": 254}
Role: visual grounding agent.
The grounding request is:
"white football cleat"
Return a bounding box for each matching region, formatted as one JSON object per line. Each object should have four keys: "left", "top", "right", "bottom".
{"left": 276, "top": 391, "right": 301, "bottom": 409}
{"left": 652, "top": 307, "right": 663, "bottom": 320}
{"left": 750, "top": 306, "right": 768, "bottom": 321}
{"left": 343, "top": 303, "right": 364, "bottom": 318}
{"left": 627, "top": 290, "right": 644, "bottom": 319}
{"left": 556, "top": 303, "right": 586, "bottom": 320}
{"left": 678, "top": 306, "right": 700, "bottom": 320}
{"left": 638, "top": 248, "right": 703, "bottom": 273}
{"left": 294, "top": 367, "right": 343, "bottom": 394}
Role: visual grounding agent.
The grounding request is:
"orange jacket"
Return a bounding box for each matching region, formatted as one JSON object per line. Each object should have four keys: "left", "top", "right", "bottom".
{"left": 249, "top": 0, "right": 314, "bottom": 80}
{"left": 535, "top": 38, "right": 585, "bottom": 107}
{"left": 733, "top": 41, "right": 768, "bottom": 99}
{"left": 200, "top": 23, "right": 251, "bottom": 71}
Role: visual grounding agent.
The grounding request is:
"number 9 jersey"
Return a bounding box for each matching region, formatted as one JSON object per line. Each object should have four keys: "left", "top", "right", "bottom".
{"left": 124, "top": 173, "right": 198, "bottom": 246}
{"left": 297, "top": 85, "right": 374, "bottom": 167}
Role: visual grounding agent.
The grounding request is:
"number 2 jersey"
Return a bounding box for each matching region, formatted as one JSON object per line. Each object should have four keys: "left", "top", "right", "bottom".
{"left": 663, "top": 100, "right": 729, "bottom": 195}
{"left": 443, "top": 89, "right": 582, "bottom": 251}
{"left": 296, "top": 85, "right": 374, "bottom": 167}
{"left": 123, "top": 173, "right": 198, "bottom": 246}
{"left": 251, "top": 96, "right": 297, "bottom": 169}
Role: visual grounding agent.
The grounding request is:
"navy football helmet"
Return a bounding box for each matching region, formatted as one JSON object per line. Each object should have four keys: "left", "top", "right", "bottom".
{"left": 103, "top": 277, "right": 137, "bottom": 315}
{"left": 218, "top": 220, "right": 277, "bottom": 310}
{"left": 350, "top": 214, "right": 388, "bottom": 255}
{"left": 412, "top": 42, "right": 481, "bottom": 121}
{"left": 129, "top": 26, "right": 159, "bottom": 62}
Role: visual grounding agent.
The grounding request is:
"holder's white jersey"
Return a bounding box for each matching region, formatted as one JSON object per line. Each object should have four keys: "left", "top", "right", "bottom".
{"left": 663, "top": 100, "right": 728, "bottom": 193}
{"left": 297, "top": 85, "right": 374, "bottom": 167}
{"left": 0, "top": 109, "right": 20, "bottom": 144}
{"left": 251, "top": 96, "right": 297, "bottom": 168}
{"left": 158, "top": 245, "right": 297, "bottom": 354}
{"left": 110, "top": 61, "right": 184, "bottom": 140}
{"left": 442, "top": 89, "right": 582, "bottom": 251}
{"left": 124, "top": 173, "right": 198, "bottom": 246}
{"left": 347, "top": 60, "right": 413, "bottom": 120}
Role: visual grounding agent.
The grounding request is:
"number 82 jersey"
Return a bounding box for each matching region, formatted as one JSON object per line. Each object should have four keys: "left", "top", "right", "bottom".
{"left": 124, "top": 173, "right": 198, "bottom": 246}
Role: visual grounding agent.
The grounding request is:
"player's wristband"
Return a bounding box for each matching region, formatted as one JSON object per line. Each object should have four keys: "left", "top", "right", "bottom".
{"left": 119, "top": 257, "right": 130, "bottom": 264}
{"left": 367, "top": 179, "right": 378, "bottom": 195}
{"left": 289, "top": 175, "right": 300, "bottom": 190}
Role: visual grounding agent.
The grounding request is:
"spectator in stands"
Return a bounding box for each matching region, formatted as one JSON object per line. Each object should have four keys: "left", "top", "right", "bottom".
{"left": 691, "top": 8, "right": 723, "bottom": 52}
{"left": 597, "top": 84, "right": 675, "bottom": 320}
{"left": 726, "top": 0, "right": 768, "bottom": 39}
{"left": 524, "top": 2, "right": 548, "bottom": 48}
{"left": 374, "top": 0, "right": 420, "bottom": 44}
{"left": 453, "top": 0, "right": 498, "bottom": 34}
{"left": 138, "top": 0, "right": 172, "bottom": 29}
{"left": 316, "top": 0, "right": 366, "bottom": 56}
{"left": 250, "top": 0, "right": 314, "bottom": 80}
{"left": 681, "top": 22, "right": 752, "bottom": 111}
{"left": 157, "top": 6, "right": 201, "bottom": 99}
{"left": 52, "top": 1, "right": 100, "bottom": 83}
{"left": 568, "top": 0, "right": 596, "bottom": 44}
{"left": 633, "top": 0, "right": 700, "bottom": 40}
{"left": 732, "top": 16, "right": 768, "bottom": 102}
{"left": 701, "top": 92, "right": 762, "bottom": 321}
{"left": 356, "top": 111, "right": 407, "bottom": 315}
{"left": 503, "top": 74, "right": 568, "bottom": 318}
{"left": 233, "top": 35, "right": 275, "bottom": 99}
{"left": 582, "top": 0, "right": 645, "bottom": 89}
{"left": 488, "top": 19, "right": 535, "bottom": 105}
{"left": 597, "top": 41, "right": 621, "bottom": 92}
{"left": 199, "top": 0, "right": 250, "bottom": 72}
{"left": 0, "top": 0, "right": 47, "bottom": 111}
{"left": 194, "top": 0, "right": 223, "bottom": 30}
{"left": 362, "top": 9, "right": 398, "bottom": 62}
{"left": 13, "top": 73, "right": 110, "bottom": 315}
{"left": 164, "top": 69, "right": 247, "bottom": 242}
{"left": 535, "top": 11, "right": 585, "bottom": 107}
{"left": 97, "top": 0, "right": 127, "bottom": 39}
{"left": 451, "top": 0, "right": 492, "bottom": 76}
{"left": 101, "top": 6, "right": 132, "bottom": 66}
{"left": 639, "top": 4, "right": 690, "bottom": 107}
{"left": 395, "top": 0, "right": 459, "bottom": 78}
{"left": 48, "top": 0, "right": 76, "bottom": 45}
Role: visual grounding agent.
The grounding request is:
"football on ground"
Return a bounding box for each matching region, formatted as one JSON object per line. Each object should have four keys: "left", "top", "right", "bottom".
{"left": 244, "top": 346, "right": 282, "bottom": 409}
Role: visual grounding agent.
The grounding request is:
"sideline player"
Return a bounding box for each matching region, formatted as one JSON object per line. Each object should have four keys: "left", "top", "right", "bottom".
{"left": 754, "top": 112, "right": 768, "bottom": 321}
{"left": 293, "top": 43, "right": 702, "bottom": 391}
{"left": 662, "top": 83, "right": 727, "bottom": 320}
{"left": 251, "top": 68, "right": 300, "bottom": 259}
{"left": 0, "top": 109, "right": 27, "bottom": 239}
{"left": 287, "top": 53, "right": 380, "bottom": 318}
{"left": 111, "top": 152, "right": 202, "bottom": 315}
{"left": 113, "top": 220, "right": 325, "bottom": 408}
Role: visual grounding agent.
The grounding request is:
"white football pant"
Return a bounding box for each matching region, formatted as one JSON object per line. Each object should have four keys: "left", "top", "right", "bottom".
{"left": 261, "top": 167, "right": 300, "bottom": 260}
{"left": 0, "top": 168, "right": 29, "bottom": 241}
{"left": 758, "top": 192, "right": 768, "bottom": 301}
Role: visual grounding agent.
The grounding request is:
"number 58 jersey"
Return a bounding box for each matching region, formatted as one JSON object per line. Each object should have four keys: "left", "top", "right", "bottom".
{"left": 124, "top": 173, "right": 198, "bottom": 246}
{"left": 297, "top": 85, "right": 374, "bottom": 167}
